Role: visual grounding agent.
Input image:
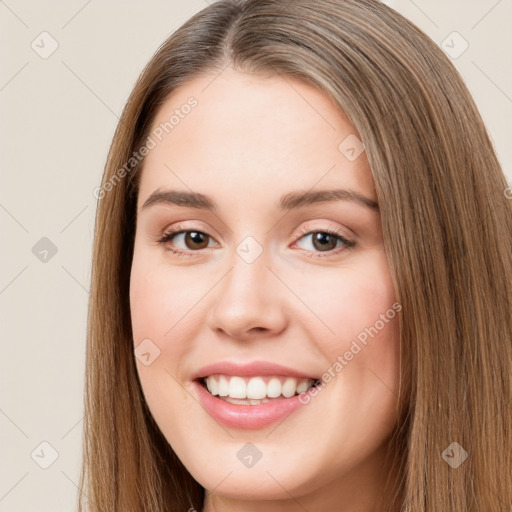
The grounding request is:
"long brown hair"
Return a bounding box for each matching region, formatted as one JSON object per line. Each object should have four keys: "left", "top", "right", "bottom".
{"left": 78, "top": 0, "right": 512, "bottom": 510}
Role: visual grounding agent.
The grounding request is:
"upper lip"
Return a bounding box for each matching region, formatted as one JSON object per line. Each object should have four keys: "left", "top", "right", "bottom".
{"left": 191, "top": 361, "right": 319, "bottom": 381}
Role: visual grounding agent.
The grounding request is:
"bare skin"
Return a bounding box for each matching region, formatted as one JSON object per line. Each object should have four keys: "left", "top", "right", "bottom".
{"left": 129, "top": 66, "right": 401, "bottom": 512}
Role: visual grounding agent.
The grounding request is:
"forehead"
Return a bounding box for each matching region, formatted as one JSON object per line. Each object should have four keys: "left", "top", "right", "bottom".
{"left": 137, "top": 67, "right": 375, "bottom": 211}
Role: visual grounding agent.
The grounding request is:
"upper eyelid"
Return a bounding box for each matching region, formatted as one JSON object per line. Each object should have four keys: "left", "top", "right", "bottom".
{"left": 160, "top": 223, "right": 354, "bottom": 247}
{"left": 161, "top": 221, "right": 349, "bottom": 237}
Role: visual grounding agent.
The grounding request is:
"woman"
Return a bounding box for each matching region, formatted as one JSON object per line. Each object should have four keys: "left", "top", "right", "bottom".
{"left": 79, "top": 0, "right": 512, "bottom": 511}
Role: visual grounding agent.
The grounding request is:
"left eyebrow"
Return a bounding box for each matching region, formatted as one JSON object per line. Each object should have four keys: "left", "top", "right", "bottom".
{"left": 279, "top": 188, "right": 379, "bottom": 212}
{"left": 140, "top": 187, "right": 379, "bottom": 213}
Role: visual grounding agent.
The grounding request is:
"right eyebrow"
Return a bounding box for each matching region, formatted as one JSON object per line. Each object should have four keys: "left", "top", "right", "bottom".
{"left": 141, "top": 189, "right": 216, "bottom": 211}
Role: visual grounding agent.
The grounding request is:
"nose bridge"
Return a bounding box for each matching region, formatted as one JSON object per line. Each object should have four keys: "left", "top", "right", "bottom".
{"left": 208, "top": 233, "right": 286, "bottom": 337}
{"left": 223, "top": 234, "right": 272, "bottom": 302}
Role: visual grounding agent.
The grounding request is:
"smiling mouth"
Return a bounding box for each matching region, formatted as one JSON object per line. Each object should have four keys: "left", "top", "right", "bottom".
{"left": 197, "top": 374, "right": 321, "bottom": 405}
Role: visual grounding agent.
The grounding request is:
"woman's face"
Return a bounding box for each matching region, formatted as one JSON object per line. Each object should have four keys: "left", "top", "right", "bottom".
{"left": 130, "top": 67, "right": 401, "bottom": 509}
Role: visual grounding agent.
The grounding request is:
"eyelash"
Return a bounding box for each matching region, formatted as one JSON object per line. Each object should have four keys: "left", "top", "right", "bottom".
{"left": 156, "top": 224, "right": 356, "bottom": 258}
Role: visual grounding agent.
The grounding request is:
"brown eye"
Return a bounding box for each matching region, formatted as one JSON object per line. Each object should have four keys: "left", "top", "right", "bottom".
{"left": 310, "top": 232, "right": 338, "bottom": 252}
{"left": 157, "top": 228, "right": 217, "bottom": 256}
{"left": 183, "top": 231, "right": 209, "bottom": 250}
{"left": 294, "top": 226, "right": 356, "bottom": 258}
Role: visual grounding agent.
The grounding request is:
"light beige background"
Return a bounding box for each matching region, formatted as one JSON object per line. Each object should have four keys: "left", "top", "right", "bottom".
{"left": 1, "top": 1, "right": 510, "bottom": 510}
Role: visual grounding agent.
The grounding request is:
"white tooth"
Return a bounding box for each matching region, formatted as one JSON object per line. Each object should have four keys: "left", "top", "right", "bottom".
{"left": 296, "top": 378, "right": 313, "bottom": 394}
{"left": 207, "top": 374, "right": 313, "bottom": 400}
{"left": 267, "top": 377, "right": 282, "bottom": 398}
{"left": 282, "top": 377, "right": 297, "bottom": 398}
{"left": 218, "top": 375, "right": 229, "bottom": 397}
{"left": 229, "top": 376, "right": 247, "bottom": 398}
{"left": 206, "top": 376, "right": 218, "bottom": 395}
{"left": 221, "top": 397, "right": 271, "bottom": 406}
{"left": 222, "top": 397, "right": 248, "bottom": 405}
{"left": 246, "top": 377, "right": 267, "bottom": 399}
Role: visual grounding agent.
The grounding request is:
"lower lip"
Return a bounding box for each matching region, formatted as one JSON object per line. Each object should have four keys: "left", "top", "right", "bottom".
{"left": 193, "top": 380, "right": 314, "bottom": 429}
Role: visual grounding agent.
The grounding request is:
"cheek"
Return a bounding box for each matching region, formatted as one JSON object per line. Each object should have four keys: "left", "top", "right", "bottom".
{"left": 129, "top": 254, "right": 200, "bottom": 435}
{"left": 129, "top": 249, "right": 209, "bottom": 383}
{"left": 129, "top": 252, "right": 183, "bottom": 389}
{"left": 129, "top": 250, "right": 195, "bottom": 343}
{"left": 288, "top": 249, "right": 398, "bottom": 358}
{"left": 130, "top": 261, "right": 164, "bottom": 343}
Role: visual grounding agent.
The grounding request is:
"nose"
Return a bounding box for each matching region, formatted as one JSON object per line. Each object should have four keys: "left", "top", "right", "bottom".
{"left": 207, "top": 245, "right": 288, "bottom": 340}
